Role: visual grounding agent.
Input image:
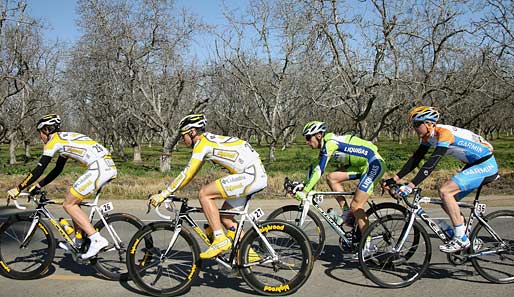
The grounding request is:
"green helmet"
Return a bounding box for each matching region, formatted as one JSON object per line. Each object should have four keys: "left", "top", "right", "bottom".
{"left": 302, "top": 121, "right": 327, "bottom": 136}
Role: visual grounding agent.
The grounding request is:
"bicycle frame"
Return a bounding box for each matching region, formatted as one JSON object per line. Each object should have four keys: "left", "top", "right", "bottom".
{"left": 393, "top": 188, "right": 508, "bottom": 258}
{"left": 296, "top": 191, "right": 355, "bottom": 245}
{"left": 155, "top": 195, "right": 279, "bottom": 270}
{"left": 15, "top": 191, "right": 122, "bottom": 260}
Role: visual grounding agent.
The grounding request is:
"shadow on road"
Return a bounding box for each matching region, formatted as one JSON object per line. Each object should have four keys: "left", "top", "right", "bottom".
{"left": 318, "top": 244, "right": 491, "bottom": 288}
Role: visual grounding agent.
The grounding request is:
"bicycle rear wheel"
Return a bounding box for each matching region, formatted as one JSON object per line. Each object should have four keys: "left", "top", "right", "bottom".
{"left": 0, "top": 216, "right": 56, "bottom": 279}
{"left": 126, "top": 222, "right": 201, "bottom": 296}
{"left": 267, "top": 205, "right": 325, "bottom": 259}
{"left": 358, "top": 215, "right": 431, "bottom": 288}
{"left": 470, "top": 210, "right": 514, "bottom": 283}
{"left": 238, "top": 220, "right": 313, "bottom": 296}
{"left": 91, "top": 213, "right": 145, "bottom": 280}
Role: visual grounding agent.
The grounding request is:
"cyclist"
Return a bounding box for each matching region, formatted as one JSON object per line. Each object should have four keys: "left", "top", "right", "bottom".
{"left": 7, "top": 114, "right": 117, "bottom": 259}
{"left": 383, "top": 106, "right": 498, "bottom": 253}
{"left": 295, "top": 121, "right": 386, "bottom": 234}
{"left": 148, "top": 114, "right": 267, "bottom": 259}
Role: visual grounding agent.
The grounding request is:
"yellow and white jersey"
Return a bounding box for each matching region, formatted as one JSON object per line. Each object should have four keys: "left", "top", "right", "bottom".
{"left": 167, "top": 132, "right": 261, "bottom": 193}
{"left": 43, "top": 132, "right": 110, "bottom": 166}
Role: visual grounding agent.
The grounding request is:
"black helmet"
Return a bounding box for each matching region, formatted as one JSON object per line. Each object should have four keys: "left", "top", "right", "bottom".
{"left": 178, "top": 114, "right": 206, "bottom": 133}
{"left": 36, "top": 114, "right": 61, "bottom": 135}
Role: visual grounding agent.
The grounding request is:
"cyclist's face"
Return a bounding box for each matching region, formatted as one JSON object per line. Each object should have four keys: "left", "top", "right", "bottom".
{"left": 182, "top": 132, "right": 193, "bottom": 147}
{"left": 38, "top": 129, "right": 49, "bottom": 144}
{"left": 305, "top": 133, "right": 321, "bottom": 149}
{"left": 413, "top": 121, "right": 432, "bottom": 137}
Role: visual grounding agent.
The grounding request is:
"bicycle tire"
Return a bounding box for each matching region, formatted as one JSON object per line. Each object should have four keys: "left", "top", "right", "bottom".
{"left": 267, "top": 205, "right": 325, "bottom": 259}
{"left": 126, "top": 222, "right": 201, "bottom": 296}
{"left": 238, "top": 220, "right": 314, "bottom": 296}
{"left": 470, "top": 209, "right": 514, "bottom": 283}
{"left": 365, "top": 202, "right": 407, "bottom": 221}
{"left": 358, "top": 214, "right": 431, "bottom": 288}
{"left": 91, "top": 212, "right": 145, "bottom": 281}
{"left": 0, "top": 216, "right": 56, "bottom": 280}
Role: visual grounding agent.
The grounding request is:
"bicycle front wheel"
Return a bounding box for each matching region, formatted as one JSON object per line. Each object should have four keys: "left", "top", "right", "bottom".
{"left": 267, "top": 205, "right": 325, "bottom": 259}
{"left": 470, "top": 210, "right": 514, "bottom": 283}
{"left": 358, "top": 215, "right": 431, "bottom": 288}
{"left": 126, "top": 222, "right": 201, "bottom": 296}
{"left": 238, "top": 220, "right": 314, "bottom": 296}
{"left": 92, "top": 213, "right": 145, "bottom": 281}
{"left": 0, "top": 216, "right": 56, "bottom": 280}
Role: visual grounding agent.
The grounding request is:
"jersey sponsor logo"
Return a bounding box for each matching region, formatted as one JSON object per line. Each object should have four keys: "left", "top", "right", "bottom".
{"left": 362, "top": 164, "right": 380, "bottom": 188}
{"left": 64, "top": 146, "right": 87, "bottom": 157}
{"left": 222, "top": 175, "right": 246, "bottom": 184}
{"left": 343, "top": 146, "right": 369, "bottom": 156}
{"left": 457, "top": 140, "right": 483, "bottom": 153}
{"left": 463, "top": 164, "right": 495, "bottom": 175}
{"left": 213, "top": 149, "right": 239, "bottom": 161}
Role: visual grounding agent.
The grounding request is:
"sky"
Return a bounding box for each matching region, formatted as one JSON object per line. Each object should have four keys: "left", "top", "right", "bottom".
{"left": 26, "top": 0, "right": 247, "bottom": 61}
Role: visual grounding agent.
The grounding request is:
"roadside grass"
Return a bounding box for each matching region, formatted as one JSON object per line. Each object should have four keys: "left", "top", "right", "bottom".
{"left": 1, "top": 134, "right": 513, "bottom": 199}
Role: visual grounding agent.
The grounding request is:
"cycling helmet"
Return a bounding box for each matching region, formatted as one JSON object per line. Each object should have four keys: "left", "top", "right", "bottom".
{"left": 409, "top": 106, "right": 440, "bottom": 122}
{"left": 36, "top": 114, "right": 61, "bottom": 134}
{"left": 302, "top": 121, "right": 327, "bottom": 136}
{"left": 178, "top": 114, "right": 207, "bottom": 133}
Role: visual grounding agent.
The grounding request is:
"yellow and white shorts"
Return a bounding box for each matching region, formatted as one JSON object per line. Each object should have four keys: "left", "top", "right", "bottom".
{"left": 215, "top": 161, "right": 267, "bottom": 210}
{"left": 70, "top": 157, "right": 117, "bottom": 200}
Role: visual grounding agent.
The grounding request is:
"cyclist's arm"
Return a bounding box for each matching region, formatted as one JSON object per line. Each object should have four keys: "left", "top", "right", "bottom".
{"left": 16, "top": 155, "right": 53, "bottom": 191}
{"left": 37, "top": 156, "right": 68, "bottom": 187}
{"left": 395, "top": 144, "right": 430, "bottom": 180}
{"left": 163, "top": 158, "right": 204, "bottom": 194}
{"left": 303, "top": 141, "right": 337, "bottom": 192}
{"left": 410, "top": 146, "right": 448, "bottom": 186}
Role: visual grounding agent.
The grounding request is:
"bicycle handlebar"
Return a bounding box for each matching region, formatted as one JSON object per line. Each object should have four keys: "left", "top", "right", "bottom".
{"left": 12, "top": 193, "right": 30, "bottom": 210}
{"left": 383, "top": 182, "right": 418, "bottom": 209}
{"left": 154, "top": 197, "right": 178, "bottom": 220}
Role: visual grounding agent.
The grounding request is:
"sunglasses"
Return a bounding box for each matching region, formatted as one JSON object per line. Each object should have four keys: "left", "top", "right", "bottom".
{"left": 305, "top": 135, "right": 313, "bottom": 141}
{"left": 412, "top": 121, "right": 424, "bottom": 128}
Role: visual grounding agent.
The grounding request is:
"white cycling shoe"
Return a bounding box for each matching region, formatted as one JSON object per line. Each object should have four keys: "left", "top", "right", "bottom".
{"left": 80, "top": 236, "right": 108, "bottom": 260}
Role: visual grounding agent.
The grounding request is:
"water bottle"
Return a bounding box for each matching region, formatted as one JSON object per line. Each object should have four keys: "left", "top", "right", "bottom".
{"left": 327, "top": 208, "right": 344, "bottom": 225}
{"left": 59, "top": 218, "right": 74, "bottom": 235}
{"left": 436, "top": 219, "right": 454, "bottom": 238}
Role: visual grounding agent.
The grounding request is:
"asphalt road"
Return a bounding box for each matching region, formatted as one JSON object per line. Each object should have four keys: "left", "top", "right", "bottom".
{"left": 1, "top": 196, "right": 514, "bottom": 297}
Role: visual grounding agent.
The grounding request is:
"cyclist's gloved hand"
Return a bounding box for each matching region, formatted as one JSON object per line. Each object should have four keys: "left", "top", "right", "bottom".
{"left": 7, "top": 187, "right": 20, "bottom": 206}
{"left": 397, "top": 184, "right": 413, "bottom": 198}
{"left": 148, "top": 190, "right": 169, "bottom": 208}
{"left": 295, "top": 191, "right": 306, "bottom": 201}
{"left": 382, "top": 178, "right": 396, "bottom": 189}
{"left": 292, "top": 182, "right": 304, "bottom": 193}
{"left": 28, "top": 184, "right": 41, "bottom": 196}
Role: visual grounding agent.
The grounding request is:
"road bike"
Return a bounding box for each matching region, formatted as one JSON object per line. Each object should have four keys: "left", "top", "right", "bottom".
{"left": 266, "top": 177, "right": 407, "bottom": 259}
{"left": 0, "top": 188, "right": 144, "bottom": 280}
{"left": 358, "top": 177, "right": 514, "bottom": 288}
{"left": 126, "top": 193, "right": 314, "bottom": 296}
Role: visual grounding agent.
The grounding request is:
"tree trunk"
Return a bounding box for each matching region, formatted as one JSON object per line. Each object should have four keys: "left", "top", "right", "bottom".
{"left": 133, "top": 143, "right": 142, "bottom": 163}
{"left": 9, "top": 134, "right": 17, "bottom": 165}
{"left": 117, "top": 138, "right": 126, "bottom": 161}
{"left": 24, "top": 141, "right": 31, "bottom": 160}
{"left": 269, "top": 142, "right": 276, "bottom": 162}
{"left": 160, "top": 133, "right": 172, "bottom": 172}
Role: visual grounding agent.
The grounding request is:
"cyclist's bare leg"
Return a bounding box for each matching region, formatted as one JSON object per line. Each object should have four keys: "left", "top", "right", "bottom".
{"left": 198, "top": 181, "right": 224, "bottom": 231}
{"left": 62, "top": 190, "right": 96, "bottom": 236}
{"left": 350, "top": 189, "right": 370, "bottom": 231}
{"left": 220, "top": 202, "right": 238, "bottom": 230}
{"left": 326, "top": 171, "right": 350, "bottom": 208}
{"left": 439, "top": 180, "right": 464, "bottom": 226}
